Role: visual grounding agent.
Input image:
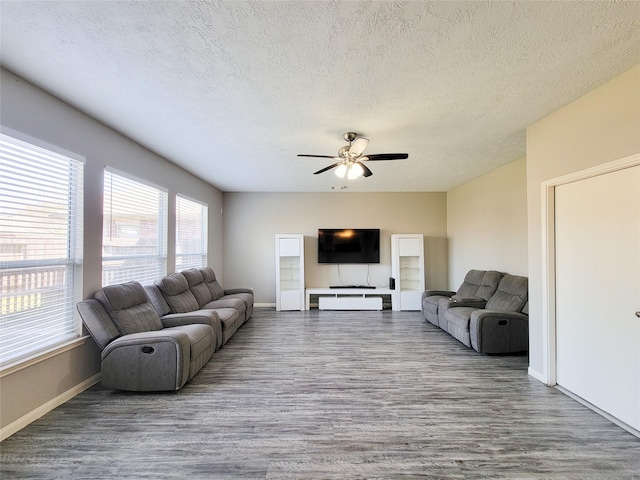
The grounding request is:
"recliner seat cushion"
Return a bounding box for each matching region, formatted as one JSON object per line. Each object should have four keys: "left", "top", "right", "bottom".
{"left": 174, "top": 324, "right": 215, "bottom": 379}
{"left": 222, "top": 290, "right": 254, "bottom": 321}
{"left": 445, "top": 306, "right": 477, "bottom": 347}
{"left": 156, "top": 273, "right": 200, "bottom": 313}
{"left": 203, "top": 298, "right": 246, "bottom": 315}
{"left": 94, "top": 281, "right": 163, "bottom": 335}
{"left": 203, "top": 307, "right": 242, "bottom": 344}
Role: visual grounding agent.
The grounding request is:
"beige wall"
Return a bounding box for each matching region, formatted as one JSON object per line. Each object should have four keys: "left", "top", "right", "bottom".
{"left": 222, "top": 192, "right": 448, "bottom": 303}
{"left": 0, "top": 68, "right": 224, "bottom": 434}
{"left": 526, "top": 64, "right": 640, "bottom": 379}
{"left": 446, "top": 158, "right": 528, "bottom": 289}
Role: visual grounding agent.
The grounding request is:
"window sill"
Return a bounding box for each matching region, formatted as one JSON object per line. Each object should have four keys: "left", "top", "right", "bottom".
{"left": 0, "top": 336, "right": 89, "bottom": 378}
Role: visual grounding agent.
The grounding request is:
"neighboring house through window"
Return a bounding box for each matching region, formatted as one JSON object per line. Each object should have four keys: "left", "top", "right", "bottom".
{"left": 102, "top": 169, "right": 167, "bottom": 286}
{"left": 176, "top": 194, "right": 208, "bottom": 270}
{"left": 0, "top": 132, "right": 84, "bottom": 367}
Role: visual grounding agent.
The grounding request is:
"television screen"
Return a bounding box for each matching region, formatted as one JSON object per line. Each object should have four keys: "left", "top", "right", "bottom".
{"left": 318, "top": 228, "right": 380, "bottom": 264}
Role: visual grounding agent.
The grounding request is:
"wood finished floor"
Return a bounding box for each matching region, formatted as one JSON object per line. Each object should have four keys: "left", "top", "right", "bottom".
{"left": 2, "top": 308, "right": 639, "bottom": 479}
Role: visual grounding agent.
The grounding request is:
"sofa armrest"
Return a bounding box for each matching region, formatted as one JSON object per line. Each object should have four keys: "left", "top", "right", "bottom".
{"left": 160, "top": 310, "right": 220, "bottom": 328}
{"left": 448, "top": 297, "right": 487, "bottom": 309}
{"left": 469, "top": 310, "right": 529, "bottom": 354}
{"left": 160, "top": 310, "right": 222, "bottom": 350}
{"left": 101, "top": 330, "right": 191, "bottom": 391}
{"left": 223, "top": 288, "right": 253, "bottom": 295}
{"left": 422, "top": 289, "right": 455, "bottom": 300}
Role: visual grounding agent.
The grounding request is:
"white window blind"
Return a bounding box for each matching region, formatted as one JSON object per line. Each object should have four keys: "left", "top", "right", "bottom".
{"left": 176, "top": 195, "right": 208, "bottom": 270}
{"left": 102, "top": 170, "right": 167, "bottom": 286}
{"left": 0, "top": 132, "right": 84, "bottom": 366}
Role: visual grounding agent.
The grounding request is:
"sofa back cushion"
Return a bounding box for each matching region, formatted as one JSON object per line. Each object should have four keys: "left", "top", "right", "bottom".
{"left": 200, "top": 267, "right": 225, "bottom": 301}
{"left": 476, "top": 270, "right": 503, "bottom": 301}
{"left": 182, "top": 268, "right": 214, "bottom": 308}
{"left": 77, "top": 299, "right": 121, "bottom": 350}
{"left": 485, "top": 275, "right": 528, "bottom": 312}
{"left": 155, "top": 273, "right": 200, "bottom": 313}
{"left": 94, "top": 281, "right": 163, "bottom": 335}
{"left": 453, "top": 269, "right": 486, "bottom": 298}
{"left": 144, "top": 284, "right": 171, "bottom": 317}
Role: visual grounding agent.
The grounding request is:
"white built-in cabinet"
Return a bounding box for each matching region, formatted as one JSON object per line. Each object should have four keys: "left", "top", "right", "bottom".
{"left": 275, "top": 234, "right": 305, "bottom": 311}
{"left": 391, "top": 234, "right": 425, "bottom": 311}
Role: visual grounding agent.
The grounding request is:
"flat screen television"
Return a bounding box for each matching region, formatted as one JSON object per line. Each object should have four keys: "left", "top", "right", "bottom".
{"left": 318, "top": 228, "right": 380, "bottom": 264}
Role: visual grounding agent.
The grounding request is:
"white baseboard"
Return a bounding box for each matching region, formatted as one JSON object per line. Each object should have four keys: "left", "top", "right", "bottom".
{"left": 0, "top": 373, "right": 101, "bottom": 441}
{"left": 527, "top": 366, "right": 548, "bottom": 385}
{"left": 555, "top": 385, "right": 640, "bottom": 439}
{"left": 254, "top": 302, "right": 275, "bottom": 308}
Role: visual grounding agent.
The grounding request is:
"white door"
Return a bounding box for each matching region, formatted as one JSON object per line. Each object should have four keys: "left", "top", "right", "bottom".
{"left": 555, "top": 165, "right": 640, "bottom": 430}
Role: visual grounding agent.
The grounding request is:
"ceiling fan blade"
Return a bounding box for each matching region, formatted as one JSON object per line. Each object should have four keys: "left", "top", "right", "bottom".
{"left": 313, "top": 162, "right": 341, "bottom": 175}
{"left": 364, "top": 153, "right": 408, "bottom": 161}
{"left": 298, "top": 154, "right": 337, "bottom": 159}
{"left": 360, "top": 163, "right": 373, "bottom": 177}
{"left": 348, "top": 136, "right": 369, "bottom": 157}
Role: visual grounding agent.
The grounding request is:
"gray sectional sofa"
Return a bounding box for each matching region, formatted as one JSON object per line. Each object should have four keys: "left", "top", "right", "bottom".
{"left": 77, "top": 267, "right": 253, "bottom": 392}
{"left": 422, "top": 270, "right": 528, "bottom": 354}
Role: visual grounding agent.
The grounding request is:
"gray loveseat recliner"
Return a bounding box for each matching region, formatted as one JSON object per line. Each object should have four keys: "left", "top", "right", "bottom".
{"left": 422, "top": 269, "right": 502, "bottom": 327}
{"left": 77, "top": 281, "right": 217, "bottom": 391}
{"left": 443, "top": 274, "right": 529, "bottom": 354}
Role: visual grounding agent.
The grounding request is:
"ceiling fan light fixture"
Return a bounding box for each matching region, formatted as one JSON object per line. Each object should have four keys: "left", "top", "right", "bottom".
{"left": 348, "top": 162, "right": 364, "bottom": 180}
{"left": 300, "top": 132, "right": 408, "bottom": 179}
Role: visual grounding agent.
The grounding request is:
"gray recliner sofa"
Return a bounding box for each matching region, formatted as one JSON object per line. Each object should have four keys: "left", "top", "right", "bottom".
{"left": 77, "top": 281, "right": 217, "bottom": 391}
{"left": 443, "top": 274, "right": 529, "bottom": 354}
{"left": 78, "top": 267, "right": 254, "bottom": 391}
{"left": 422, "top": 270, "right": 502, "bottom": 327}
{"left": 149, "top": 267, "right": 253, "bottom": 345}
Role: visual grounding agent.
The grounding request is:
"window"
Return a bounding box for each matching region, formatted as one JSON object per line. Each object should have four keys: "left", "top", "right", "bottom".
{"left": 0, "top": 132, "right": 84, "bottom": 366}
{"left": 176, "top": 195, "right": 208, "bottom": 270}
{"left": 102, "top": 169, "right": 167, "bottom": 286}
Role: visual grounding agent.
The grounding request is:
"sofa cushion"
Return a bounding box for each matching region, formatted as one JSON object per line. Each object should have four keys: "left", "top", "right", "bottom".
{"left": 77, "top": 299, "right": 121, "bottom": 350}
{"left": 445, "top": 306, "right": 477, "bottom": 348}
{"left": 454, "top": 270, "right": 487, "bottom": 298}
{"left": 203, "top": 297, "right": 246, "bottom": 315}
{"left": 144, "top": 285, "right": 172, "bottom": 317}
{"left": 200, "top": 267, "right": 225, "bottom": 300}
{"left": 203, "top": 307, "right": 242, "bottom": 344}
{"left": 94, "top": 281, "right": 163, "bottom": 335}
{"left": 422, "top": 296, "right": 441, "bottom": 315}
{"left": 476, "top": 270, "right": 503, "bottom": 301}
{"left": 485, "top": 275, "right": 528, "bottom": 312}
{"left": 182, "top": 268, "right": 214, "bottom": 307}
{"left": 155, "top": 273, "right": 200, "bottom": 313}
{"left": 221, "top": 291, "right": 253, "bottom": 308}
{"left": 172, "top": 324, "right": 215, "bottom": 379}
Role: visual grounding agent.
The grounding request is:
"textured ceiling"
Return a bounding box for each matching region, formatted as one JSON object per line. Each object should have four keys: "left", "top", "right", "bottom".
{"left": 1, "top": 1, "right": 639, "bottom": 192}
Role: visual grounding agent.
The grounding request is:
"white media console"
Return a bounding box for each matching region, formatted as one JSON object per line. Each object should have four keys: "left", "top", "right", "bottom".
{"left": 305, "top": 288, "right": 395, "bottom": 311}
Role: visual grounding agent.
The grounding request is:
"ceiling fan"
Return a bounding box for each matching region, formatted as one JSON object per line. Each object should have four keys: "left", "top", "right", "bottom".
{"left": 298, "top": 132, "right": 408, "bottom": 179}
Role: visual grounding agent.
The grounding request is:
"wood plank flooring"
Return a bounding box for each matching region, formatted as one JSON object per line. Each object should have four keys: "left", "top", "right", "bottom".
{"left": 2, "top": 308, "right": 639, "bottom": 479}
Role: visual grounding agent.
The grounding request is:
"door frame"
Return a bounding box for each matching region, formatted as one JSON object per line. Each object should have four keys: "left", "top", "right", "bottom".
{"left": 540, "top": 152, "right": 640, "bottom": 387}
